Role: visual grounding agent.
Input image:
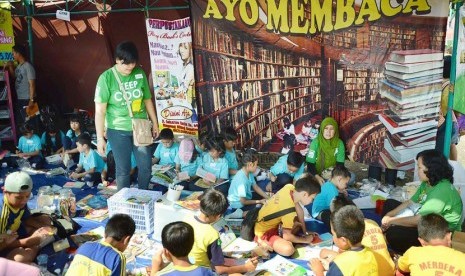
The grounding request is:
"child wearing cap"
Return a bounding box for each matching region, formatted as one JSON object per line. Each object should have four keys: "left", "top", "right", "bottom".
{"left": 0, "top": 172, "right": 52, "bottom": 263}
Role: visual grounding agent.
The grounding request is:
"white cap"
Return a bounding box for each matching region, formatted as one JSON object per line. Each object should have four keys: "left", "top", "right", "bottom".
{"left": 4, "top": 172, "right": 33, "bottom": 193}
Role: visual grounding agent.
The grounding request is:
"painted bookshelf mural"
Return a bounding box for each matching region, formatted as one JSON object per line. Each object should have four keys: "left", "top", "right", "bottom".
{"left": 191, "top": 0, "right": 449, "bottom": 169}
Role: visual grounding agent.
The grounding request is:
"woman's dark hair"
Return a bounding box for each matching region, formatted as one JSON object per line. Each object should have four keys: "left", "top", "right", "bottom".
{"left": 115, "top": 41, "right": 139, "bottom": 64}
{"left": 239, "top": 148, "right": 258, "bottom": 165}
{"left": 206, "top": 136, "right": 226, "bottom": 158}
{"left": 416, "top": 149, "right": 453, "bottom": 185}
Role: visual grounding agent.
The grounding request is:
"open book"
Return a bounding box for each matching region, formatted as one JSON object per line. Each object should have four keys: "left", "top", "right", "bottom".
{"left": 213, "top": 218, "right": 259, "bottom": 258}
{"left": 175, "top": 191, "right": 203, "bottom": 211}
{"left": 256, "top": 255, "right": 309, "bottom": 276}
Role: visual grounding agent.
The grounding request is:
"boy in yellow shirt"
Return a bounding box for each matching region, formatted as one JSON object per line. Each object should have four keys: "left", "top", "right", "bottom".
{"left": 397, "top": 213, "right": 465, "bottom": 276}
{"left": 309, "top": 205, "right": 378, "bottom": 276}
{"left": 315, "top": 195, "right": 394, "bottom": 276}
{"left": 187, "top": 189, "right": 258, "bottom": 274}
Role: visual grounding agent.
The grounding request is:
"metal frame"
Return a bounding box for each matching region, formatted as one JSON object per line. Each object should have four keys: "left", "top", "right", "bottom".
{"left": 4, "top": 0, "right": 189, "bottom": 62}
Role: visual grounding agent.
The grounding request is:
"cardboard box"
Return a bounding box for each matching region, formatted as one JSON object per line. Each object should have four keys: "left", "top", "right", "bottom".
{"left": 452, "top": 231, "right": 465, "bottom": 253}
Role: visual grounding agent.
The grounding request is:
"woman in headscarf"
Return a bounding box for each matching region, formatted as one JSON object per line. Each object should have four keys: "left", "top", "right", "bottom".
{"left": 305, "top": 117, "right": 346, "bottom": 185}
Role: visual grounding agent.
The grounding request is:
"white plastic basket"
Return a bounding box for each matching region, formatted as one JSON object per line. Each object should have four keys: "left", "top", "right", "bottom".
{"left": 107, "top": 188, "right": 162, "bottom": 234}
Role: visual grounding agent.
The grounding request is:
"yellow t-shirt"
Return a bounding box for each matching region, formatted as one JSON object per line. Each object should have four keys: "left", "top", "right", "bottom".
{"left": 362, "top": 219, "right": 395, "bottom": 276}
{"left": 187, "top": 216, "right": 223, "bottom": 267}
{"left": 330, "top": 247, "right": 378, "bottom": 275}
{"left": 398, "top": 245, "right": 465, "bottom": 276}
{"left": 254, "top": 184, "right": 296, "bottom": 238}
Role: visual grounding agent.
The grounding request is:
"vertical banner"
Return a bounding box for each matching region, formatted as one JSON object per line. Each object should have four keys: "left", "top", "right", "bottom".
{"left": 0, "top": 7, "right": 14, "bottom": 65}
{"left": 454, "top": 5, "right": 465, "bottom": 113}
{"left": 191, "top": 0, "right": 449, "bottom": 170}
{"left": 146, "top": 17, "right": 198, "bottom": 137}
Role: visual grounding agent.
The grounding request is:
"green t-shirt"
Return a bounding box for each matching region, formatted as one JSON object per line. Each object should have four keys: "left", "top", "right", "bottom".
{"left": 305, "top": 138, "right": 345, "bottom": 174}
{"left": 411, "top": 180, "right": 463, "bottom": 231}
{"left": 94, "top": 66, "right": 151, "bottom": 131}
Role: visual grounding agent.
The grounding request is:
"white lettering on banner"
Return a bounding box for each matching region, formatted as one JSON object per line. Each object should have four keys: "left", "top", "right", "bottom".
{"left": 114, "top": 89, "right": 142, "bottom": 102}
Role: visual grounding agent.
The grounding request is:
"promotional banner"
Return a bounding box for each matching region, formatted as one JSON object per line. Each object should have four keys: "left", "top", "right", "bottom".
{"left": 146, "top": 17, "right": 198, "bottom": 136}
{"left": 0, "top": 7, "right": 14, "bottom": 65}
{"left": 191, "top": 0, "right": 449, "bottom": 170}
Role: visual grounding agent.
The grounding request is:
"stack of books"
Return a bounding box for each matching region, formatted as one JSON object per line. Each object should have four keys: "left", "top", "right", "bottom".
{"left": 378, "top": 49, "right": 443, "bottom": 170}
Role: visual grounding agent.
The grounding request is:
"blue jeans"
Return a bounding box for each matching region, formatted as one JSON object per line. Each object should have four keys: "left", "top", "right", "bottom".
{"left": 107, "top": 128, "right": 154, "bottom": 190}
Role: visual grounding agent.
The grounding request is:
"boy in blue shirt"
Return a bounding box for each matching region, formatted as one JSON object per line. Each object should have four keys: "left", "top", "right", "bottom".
{"left": 16, "top": 123, "right": 44, "bottom": 169}
{"left": 69, "top": 133, "right": 105, "bottom": 185}
{"left": 268, "top": 151, "right": 305, "bottom": 193}
{"left": 151, "top": 221, "right": 214, "bottom": 275}
{"left": 311, "top": 165, "right": 351, "bottom": 228}
{"left": 67, "top": 214, "right": 135, "bottom": 276}
{"left": 153, "top": 128, "right": 179, "bottom": 166}
{"left": 222, "top": 126, "right": 239, "bottom": 177}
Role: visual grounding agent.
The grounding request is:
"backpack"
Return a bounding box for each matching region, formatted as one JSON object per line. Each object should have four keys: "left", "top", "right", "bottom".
{"left": 240, "top": 206, "right": 295, "bottom": 241}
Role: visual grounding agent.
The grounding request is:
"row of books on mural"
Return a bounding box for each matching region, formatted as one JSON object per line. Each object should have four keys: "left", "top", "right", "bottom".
{"left": 379, "top": 49, "right": 443, "bottom": 170}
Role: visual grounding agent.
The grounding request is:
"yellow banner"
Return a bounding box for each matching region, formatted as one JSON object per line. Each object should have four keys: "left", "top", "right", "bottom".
{"left": 0, "top": 6, "right": 14, "bottom": 65}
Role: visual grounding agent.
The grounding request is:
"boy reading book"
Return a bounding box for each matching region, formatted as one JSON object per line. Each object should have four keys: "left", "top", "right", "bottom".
{"left": 254, "top": 175, "right": 321, "bottom": 257}
{"left": 151, "top": 221, "right": 214, "bottom": 275}
{"left": 153, "top": 128, "right": 179, "bottom": 166}
{"left": 315, "top": 195, "right": 395, "bottom": 276}
{"left": 66, "top": 214, "right": 135, "bottom": 276}
{"left": 397, "top": 213, "right": 465, "bottom": 275}
{"left": 267, "top": 151, "right": 305, "bottom": 193}
{"left": 187, "top": 189, "right": 258, "bottom": 274}
{"left": 309, "top": 205, "right": 378, "bottom": 276}
{"left": 0, "top": 172, "right": 53, "bottom": 263}
{"left": 69, "top": 133, "right": 105, "bottom": 185}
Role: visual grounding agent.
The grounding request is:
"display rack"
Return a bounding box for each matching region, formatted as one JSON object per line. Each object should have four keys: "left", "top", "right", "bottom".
{"left": 0, "top": 71, "right": 17, "bottom": 145}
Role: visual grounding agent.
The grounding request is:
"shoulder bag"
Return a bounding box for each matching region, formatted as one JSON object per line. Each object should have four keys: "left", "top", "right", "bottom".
{"left": 112, "top": 67, "right": 153, "bottom": 147}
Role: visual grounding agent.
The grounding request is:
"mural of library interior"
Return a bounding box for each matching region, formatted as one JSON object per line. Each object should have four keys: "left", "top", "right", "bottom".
{"left": 0, "top": 0, "right": 464, "bottom": 275}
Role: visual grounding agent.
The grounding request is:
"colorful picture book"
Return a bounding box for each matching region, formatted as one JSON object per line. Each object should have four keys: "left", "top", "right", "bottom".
{"left": 70, "top": 226, "right": 105, "bottom": 247}
{"left": 175, "top": 191, "right": 203, "bottom": 211}
{"left": 257, "top": 255, "right": 308, "bottom": 276}
{"left": 196, "top": 167, "right": 217, "bottom": 183}
{"left": 213, "top": 218, "right": 258, "bottom": 258}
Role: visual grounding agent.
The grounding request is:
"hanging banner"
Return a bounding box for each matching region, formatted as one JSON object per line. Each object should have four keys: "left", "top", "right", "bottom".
{"left": 454, "top": 5, "right": 465, "bottom": 113}
{"left": 145, "top": 17, "right": 198, "bottom": 137}
{"left": 0, "top": 7, "right": 14, "bottom": 65}
{"left": 191, "top": 0, "right": 449, "bottom": 170}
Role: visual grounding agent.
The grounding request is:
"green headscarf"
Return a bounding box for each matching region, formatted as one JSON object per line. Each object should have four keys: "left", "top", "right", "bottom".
{"left": 316, "top": 117, "right": 340, "bottom": 174}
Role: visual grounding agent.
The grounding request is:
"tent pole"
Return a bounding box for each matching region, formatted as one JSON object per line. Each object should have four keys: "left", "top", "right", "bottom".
{"left": 24, "top": 0, "right": 34, "bottom": 64}
{"left": 444, "top": 1, "right": 463, "bottom": 158}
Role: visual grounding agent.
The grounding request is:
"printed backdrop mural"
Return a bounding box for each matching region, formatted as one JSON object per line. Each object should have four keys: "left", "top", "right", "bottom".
{"left": 191, "top": 0, "right": 450, "bottom": 170}
{"left": 146, "top": 17, "right": 198, "bottom": 136}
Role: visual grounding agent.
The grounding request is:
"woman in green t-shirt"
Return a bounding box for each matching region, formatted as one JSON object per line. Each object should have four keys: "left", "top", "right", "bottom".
{"left": 94, "top": 41, "right": 159, "bottom": 190}
{"left": 305, "top": 117, "right": 346, "bottom": 185}
{"left": 381, "top": 149, "right": 463, "bottom": 254}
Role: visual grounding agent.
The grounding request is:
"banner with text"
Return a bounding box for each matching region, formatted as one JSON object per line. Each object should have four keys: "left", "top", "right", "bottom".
{"left": 146, "top": 17, "right": 198, "bottom": 137}
{"left": 191, "top": 0, "right": 449, "bottom": 170}
{"left": 0, "top": 7, "right": 14, "bottom": 65}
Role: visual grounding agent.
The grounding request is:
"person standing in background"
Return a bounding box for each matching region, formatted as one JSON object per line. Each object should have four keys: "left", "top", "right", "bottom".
{"left": 4, "top": 44, "right": 36, "bottom": 129}
{"left": 95, "top": 41, "right": 159, "bottom": 191}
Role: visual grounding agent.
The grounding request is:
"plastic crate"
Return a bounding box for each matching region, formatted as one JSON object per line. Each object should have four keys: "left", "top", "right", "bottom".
{"left": 107, "top": 188, "right": 162, "bottom": 234}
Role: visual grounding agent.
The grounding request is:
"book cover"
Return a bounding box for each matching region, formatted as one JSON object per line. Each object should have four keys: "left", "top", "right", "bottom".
{"left": 385, "top": 74, "right": 444, "bottom": 88}
{"left": 389, "top": 49, "right": 443, "bottom": 64}
{"left": 196, "top": 167, "right": 217, "bottom": 183}
{"left": 257, "top": 255, "right": 308, "bottom": 276}
{"left": 388, "top": 132, "right": 437, "bottom": 147}
{"left": 379, "top": 79, "right": 443, "bottom": 98}
{"left": 379, "top": 150, "right": 415, "bottom": 171}
{"left": 384, "top": 138, "right": 435, "bottom": 163}
{"left": 384, "top": 68, "right": 444, "bottom": 80}
{"left": 378, "top": 114, "right": 437, "bottom": 134}
{"left": 385, "top": 60, "right": 443, "bottom": 74}
{"left": 175, "top": 191, "right": 203, "bottom": 211}
{"left": 212, "top": 218, "right": 258, "bottom": 258}
{"left": 380, "top": 89, "right": 441, "bottom": 106}
{"left": 63, "top": 181, "right": 86, "bottom": 189}
{"left": 70, "top": 226, "right": 105, "bottom": 247}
